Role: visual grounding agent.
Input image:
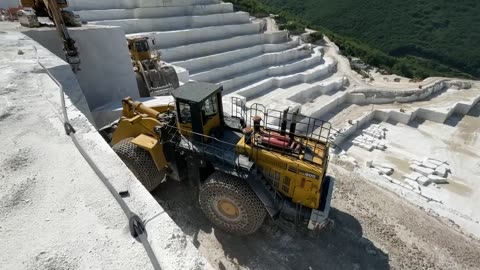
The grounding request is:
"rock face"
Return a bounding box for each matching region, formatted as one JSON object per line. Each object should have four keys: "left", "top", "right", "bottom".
{"left": 67, "top": 1, "right": 480, "bottom": 143}
{"left": 68, "top": 0, "right": 343, "bottom": 122}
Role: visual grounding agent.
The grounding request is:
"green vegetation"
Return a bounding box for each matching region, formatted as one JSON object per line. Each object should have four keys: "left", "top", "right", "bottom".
{"left": 228, "top": 0, "right": 479, "bottom": 79}
{"left": 229, "top": 0, "right": 270, "bottom": 17}
{"left": 308, "top": 32, "right": 324, "bottom": 43}
{"left": 278, "top": 21, "right": 305, "bottom": 35}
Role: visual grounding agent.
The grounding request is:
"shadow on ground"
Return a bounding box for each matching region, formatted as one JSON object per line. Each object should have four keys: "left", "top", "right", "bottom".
{"left": 468, "top": 102, "right": 480, "bottom": 117}
{"left": 154, "top": 180, "right": 390, "bottom": 270}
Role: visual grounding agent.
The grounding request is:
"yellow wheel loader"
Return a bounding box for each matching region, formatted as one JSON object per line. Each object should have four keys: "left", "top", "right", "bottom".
{"left": 104, "top": 82, "right": 334, "bottom": 235}
{"left": 127, "top": 37, "right": 180, "bottom": 97}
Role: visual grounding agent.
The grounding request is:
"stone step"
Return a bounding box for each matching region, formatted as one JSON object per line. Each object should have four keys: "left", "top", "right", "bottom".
{"left": 249, "top": 76, "right": 345, "bottom": 109}
{"left": 75, "top": 3, "right": 233, "bottom": 21}
{"left": 126, "top": 22, "right": 262, "bottom": 48}
{"left": 164, "top": 31, "right": 289, "bottom": 63}
{"left": 90, "top": 12, "right": 250, "bottom": 34}
{"left": 190, "top": 45, "right": 313, "bottom": 83}
{"left": 172, "top": 39, "right": 298, "bottom": 74}
{"left": 219, "top": 49, "right": 327, "bottom": 92}
{"left": 68, "top": 0, "right": 220, "bottom": 11}
{"left": 287, "top": 76, "right": 346, "bottom": 104}
{"left": 302, "top": 91, "right": 349, "bottom": 121}
{"left": 232, "top": 56, "right": 336, "bottom": 98}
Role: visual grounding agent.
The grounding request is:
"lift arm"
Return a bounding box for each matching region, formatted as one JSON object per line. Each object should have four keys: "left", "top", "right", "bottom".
{"left": 43, "top": 0, "right": 80, "bottom": 72}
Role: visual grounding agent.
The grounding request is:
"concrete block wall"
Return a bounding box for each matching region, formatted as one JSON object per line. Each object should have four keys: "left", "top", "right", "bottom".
{"left": 25, "top": 26, "right": 140, "bottom": 117}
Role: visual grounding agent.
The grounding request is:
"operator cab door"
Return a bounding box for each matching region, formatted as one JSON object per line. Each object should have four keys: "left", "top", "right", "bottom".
{"left": 176, "top": 93, "right": 223, "bottom": 142}
{"left": 173, "top": 82, "right": 225, "bottom": 142}
{"left": 201, "top": 93, "right": 221, "bottom": 139}
{"left": 178, "top": 101, "right": 194, "bottom": 135}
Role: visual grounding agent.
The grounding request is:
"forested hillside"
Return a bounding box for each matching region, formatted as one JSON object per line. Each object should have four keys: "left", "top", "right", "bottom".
{"left": 229, "top": 0, "right": 479, "bottom": 79}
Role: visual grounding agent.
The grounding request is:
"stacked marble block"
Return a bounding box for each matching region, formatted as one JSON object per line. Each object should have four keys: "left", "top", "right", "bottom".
{"left": 366, "top": 161, "right": 394, "bottom": 176}
{"left": 405, "top": 158, "right": 450, "bottom": 187}
{"left": 352, "top": 124, "right": 387, "bottom": 151}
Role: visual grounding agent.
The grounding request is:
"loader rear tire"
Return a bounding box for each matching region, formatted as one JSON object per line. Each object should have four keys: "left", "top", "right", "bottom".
{"left": 112, "top": 138, "right": 164, "bottom": 191}
{"left": 199, "top": 172, "right": 266, "bottom": 235}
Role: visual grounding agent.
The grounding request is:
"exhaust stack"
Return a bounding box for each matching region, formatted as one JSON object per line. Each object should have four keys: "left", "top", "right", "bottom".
{"left": 280, "top": 108, "right": 289, "bottom": 136}
{"left": 289, "top": 109, "right": 299, "bottom": 140}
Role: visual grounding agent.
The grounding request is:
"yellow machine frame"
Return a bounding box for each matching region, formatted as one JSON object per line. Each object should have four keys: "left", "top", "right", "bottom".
{"left": 236, "top": 133, "right": 328, "bottom": 209}
{"left": 108, "top": 82, "right": 334, "bottom": 233}
{"left": 112, "top": 96, "right": 329, "bottom": 210}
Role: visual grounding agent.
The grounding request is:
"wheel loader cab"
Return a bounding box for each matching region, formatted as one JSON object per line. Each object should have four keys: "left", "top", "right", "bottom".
{"left": 128, "top": 37, "right": 152, "bottom": 62}
{"left": 110, "top": 82, "right": 335, "bottom": 235}
{"left": 172, "top": 82, "right": 224, "bottom": 141}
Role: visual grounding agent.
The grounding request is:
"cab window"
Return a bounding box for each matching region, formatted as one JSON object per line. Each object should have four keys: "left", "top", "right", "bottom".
{"left": 202, "top": 94, "right": 218, "bottom": 118}
{"left": 134, "top": 41, "right": 149, "bottom": 52}
{"left": 179, "top": 102, "right": 191, "bottom": 124}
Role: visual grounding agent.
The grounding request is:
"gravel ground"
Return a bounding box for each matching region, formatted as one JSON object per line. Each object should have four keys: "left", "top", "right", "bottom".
{"left": 154, "top": 160, "right": 480, "bottom": 270}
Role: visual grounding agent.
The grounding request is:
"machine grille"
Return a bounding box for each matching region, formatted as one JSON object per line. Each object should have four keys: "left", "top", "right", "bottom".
{"left": 282, "top": 176, "right": 291, "bottom": 194}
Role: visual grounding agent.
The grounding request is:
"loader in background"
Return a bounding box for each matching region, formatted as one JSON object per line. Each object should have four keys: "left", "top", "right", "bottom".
{"left": 105, "top": 82, "right": 334, "bottom": 235}
{"left": 127, "top": 36, "right": 180, "bottom": 97}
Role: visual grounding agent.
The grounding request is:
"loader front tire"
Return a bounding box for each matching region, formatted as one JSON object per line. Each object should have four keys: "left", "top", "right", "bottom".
{"left": 112, "top": 138, "right": 164, "bottom": 191}
{"left": 199, "top": 172, "right": 266, "bottom": 235}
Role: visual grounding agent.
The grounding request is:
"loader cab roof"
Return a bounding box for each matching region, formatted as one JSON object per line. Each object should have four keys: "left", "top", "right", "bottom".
{"left": 172, "top": 82, "right": 223, "bottom": 103}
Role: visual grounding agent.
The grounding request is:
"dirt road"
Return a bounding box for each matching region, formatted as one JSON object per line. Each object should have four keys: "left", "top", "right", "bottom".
{"left": 153, "top": 160, "right": 480, "bottom": 270}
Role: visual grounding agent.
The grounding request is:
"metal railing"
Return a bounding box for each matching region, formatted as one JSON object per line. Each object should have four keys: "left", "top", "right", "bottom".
{"left": 162, "top": 122, "right": 250, "bottom": 172}
{"left": 230, "top": 97, "right": 332, "bottom": 165}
